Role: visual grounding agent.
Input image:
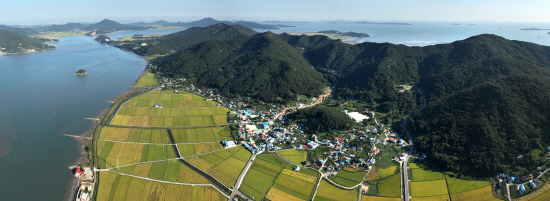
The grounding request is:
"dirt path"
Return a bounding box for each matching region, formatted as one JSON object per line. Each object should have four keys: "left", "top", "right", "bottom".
{"left": 273, "top": 87, "right": 332, "bottom": 120}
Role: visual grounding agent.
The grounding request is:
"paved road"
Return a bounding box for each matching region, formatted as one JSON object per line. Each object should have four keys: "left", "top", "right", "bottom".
{"left": 230, "top": 154, "right": 257, "bottom": 200}
{"left": 402, "top": 89, "right": 426, "bottom": 201}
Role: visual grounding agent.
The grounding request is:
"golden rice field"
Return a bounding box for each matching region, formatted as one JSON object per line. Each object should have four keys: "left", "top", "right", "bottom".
{"left": 314, "top": 179, "right": 358, "bottom": 201}
{"left": 450, "top": 186, "right": 499, "bottom": 201}
{"left": 96, "top": 171, "right": 226, "bottom": 201}
{"left": 266, "top": 187, "right": 305, "bottom": 201}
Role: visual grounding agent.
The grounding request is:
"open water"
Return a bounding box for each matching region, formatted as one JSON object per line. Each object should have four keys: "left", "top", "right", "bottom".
{"left": 0, "top": 28, "right": 183, "bottom": 201}
{"left": 0, "top": 21, "right": 549, "bottom": 200}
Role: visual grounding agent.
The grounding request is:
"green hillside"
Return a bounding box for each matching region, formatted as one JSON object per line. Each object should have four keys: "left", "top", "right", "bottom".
{"left": 0, "top": 30, "right": 55, "bottom": 54}
{"left": 132, "top": 23, "right": 257, "bottom": 55}
{"left": 151, "top": 35, "right": 328, "bottom": 103}
{"left": 0, "top": 25, "right": 38, "bottom": 36}
{"left": 85, "top": 19, "right": 144, "bottom": 32}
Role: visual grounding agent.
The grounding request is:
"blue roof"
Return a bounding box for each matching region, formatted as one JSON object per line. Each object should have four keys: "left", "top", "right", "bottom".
{"left": 263, "top": 123, "right": 269, "bottom": 126}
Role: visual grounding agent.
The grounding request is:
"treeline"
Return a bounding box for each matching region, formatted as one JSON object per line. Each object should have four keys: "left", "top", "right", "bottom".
{"left": 288, "top": 105, "right": 355, "bottom": 133}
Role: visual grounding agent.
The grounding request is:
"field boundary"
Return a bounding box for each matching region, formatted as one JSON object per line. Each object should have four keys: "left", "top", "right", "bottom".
{"left": 96, "top": 138, "right": 221, "bottom": 145}
{"left": 106, "top": 124, "right": 230, "bottom": 129}
{"left": 106, "top": 171, "right": 230, "bottom": 198}
{"left": 106, "top": 88, "right": 153, "bottom": 125}
{"left": 444, "top": 175, "right": 452, "bottom": 201}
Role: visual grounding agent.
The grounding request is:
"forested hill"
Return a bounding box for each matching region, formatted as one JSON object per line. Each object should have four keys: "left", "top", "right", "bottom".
{"left": 85, "top": 19, "right": 144, "bottom": 32}
{"left": 151, "top": 35, "right": 328, "bottom": 103}
{"left": 44, "top": 22, "right": 86, "bottom": 32}
{"left": 0, "top": 30, "right": 55, "bottom": 54}
{"left": 133, "top": 24, "right": 257, "bottom": 55}
{"left": 172, "top": 17, "right": 294, "bottom": 29}
{"left": 0, "top": 25, "right": 38, "bottom": 36}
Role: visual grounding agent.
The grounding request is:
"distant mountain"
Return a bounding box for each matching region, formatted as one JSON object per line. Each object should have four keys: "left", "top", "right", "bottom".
{"left": 151, "top": 35, "right": 328, "bottom": 103}
{"left": 0, "top": 30, "right": 54, "bottom": 54}
{"left": 128, "top": 20, "right": 174, "bottom": 26}
{"left": 85, "top": 19, "right": 145, "bottom": 32}
{"left": 44, "top": 22, "right": 86, "bottom": 32}
{"left": 0, "top": 25, "right": 38, "bottom": 36}
{"left": 263, "top": 21, "right": 308, "bottom": 23}
{"left": 172, "top": 18, "right": 295, "bottom": 29}
{"left": 121, "top": 23, "right": 258, "bottom": 55}
{"left": 325, "top": 20, "right": 412, "bottom": 25}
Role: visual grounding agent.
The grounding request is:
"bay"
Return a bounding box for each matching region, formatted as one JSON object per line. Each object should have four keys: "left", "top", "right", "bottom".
{"left": 0, "top": 29, "right": 183, "bottom": 201}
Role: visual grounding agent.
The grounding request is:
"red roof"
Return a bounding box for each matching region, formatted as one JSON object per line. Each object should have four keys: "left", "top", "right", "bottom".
{"left": 75, "top": 167, "right": 84, "bottom": 174}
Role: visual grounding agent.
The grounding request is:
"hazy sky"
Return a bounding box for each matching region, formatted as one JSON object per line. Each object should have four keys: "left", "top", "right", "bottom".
{"left": 2, "top": 0, "right": 550, "bottom": 24}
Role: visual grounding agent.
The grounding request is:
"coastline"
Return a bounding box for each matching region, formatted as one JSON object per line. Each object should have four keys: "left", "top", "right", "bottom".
{"left": 63, "top": 49, "right": 151, "bottom": 200}
{"left": 0, "top": 47, "right": 56, "bottom": 56}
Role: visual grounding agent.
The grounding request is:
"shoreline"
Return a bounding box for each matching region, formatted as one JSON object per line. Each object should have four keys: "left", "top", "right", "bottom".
{"left": 63, "top": 48, "right": 151, "bottom": 200}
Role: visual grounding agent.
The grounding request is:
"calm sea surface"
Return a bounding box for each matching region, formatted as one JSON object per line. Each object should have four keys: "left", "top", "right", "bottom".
{"left": 0, "top": 22, "right": 549, "bottom": 200}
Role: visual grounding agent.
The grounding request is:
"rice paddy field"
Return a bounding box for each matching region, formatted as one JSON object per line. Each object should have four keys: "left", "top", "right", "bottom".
{"left": 265, "top": 165, "right": 320, "bottom": 201}
{"left": 135, "top": 72, "right": 157, "bottom": 86}
{"left": 375, "top": 165, "right": 399, "bottom": 180}
{"left": 332, "top": 170, "right": 367, "bottom": 187}
{"left": 445, "top": 177, "right": 497, "bottom": 201}
{"left": 278, "top": 149, "right": 307, "bottom": 165}
{"left": 177, "top": 142, "right": 225, "bottom": 157}
{"left": 96, "top": 171, "right": 226, "bottom": 201}
{"left": 185, "top": 146, "right": 252, "bottom": 187}
{"left": 98, "top": 127, "right": 171, "bottom": 143}
{"left": 314, "top": 179, "right": 359, "bottom": 201}
{"left": 378, "top": 174, "right": 402, "bottom": 198}
{"left": 110, "top": 91, "right": 230, "bottom": 127}
{"left": 361, "top": 195, "right": 401, "bottom": 201}
{"left": 171, "top": 127, "right": 233, "bottom": 143}
{"left": 406, "top": 162, "right": 450, "bottom": 200}
{"left": 111, "top": 160, "right": 211, "bottom": 184}
{"left": 239, "top": 153, "right": 289, "bottom": 200}
{"left": 97, "top": 141, "right": 177, "bottom": 169}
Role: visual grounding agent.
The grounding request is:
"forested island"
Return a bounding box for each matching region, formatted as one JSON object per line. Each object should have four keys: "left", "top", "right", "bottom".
{"left": 318, "top": 30, "right": 370, "bottom": 37}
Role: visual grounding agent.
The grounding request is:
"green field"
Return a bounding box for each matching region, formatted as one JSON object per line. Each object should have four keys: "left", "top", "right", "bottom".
{"left": 375, "top": 165, "right": 398, "bottom": 180}
{"left": 378, "top": 174, "right": 401, "bottom": 198}
{"left": 411, "top": 168, "right": 445, "bottom": 182}
{"left": 314, "top": 179, "right": 358, "bottom": 201}
{"left": 98, "top": 127, "right": 171, "bottom": 143}
{"left": 451, "top": 185, "right": 499, "bottom": 201}
{"left": 111, "top": 91, "right": 230, "bottom": 127}
{"left": 278, "top": 149, "right": 307, "bottom": 165}
{"left": 96, "top": 172, "right": 226, "bottom": 201}
{"left": 361, "top": 195, "right": 401, "bottom": 201}
{"left": 171, "top": 127, "right": 232, "bottom": 143}
{"left": 135, "top": 72, "right": 157, "bottom": 86}
{"left": 445, "top": 176, "right": 491, "bottom": 194}
{"left": 332, "top": 170, "right": 367, "bottom": 187}
{"left": 268, "top": 164, "right": 318, "bottom": 200}
{"left": 97, "top": 141, "right": 176, "bottom": 169}
{"left": 239, "top": 153, "right": 288, "bottom": 200}
{"left": 410, "top": 179, "right": 449, "bottom": 198}
{"left": 112, "top": 160, "right": 211, "bottom": 184}
{"left": 185, "top": 146, "right": 251, "bottom": 187}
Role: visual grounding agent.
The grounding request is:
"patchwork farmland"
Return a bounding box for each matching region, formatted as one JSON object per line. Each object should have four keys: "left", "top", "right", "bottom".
{"left": 94, "top": 89, "right": 237, "bottom": 200}
{"left": 110, "top": 91, "right": 229, "bottom": 127}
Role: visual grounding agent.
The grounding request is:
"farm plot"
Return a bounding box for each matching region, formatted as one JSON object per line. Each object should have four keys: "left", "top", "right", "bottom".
{"left": 451, "top": 185, "right": 499, "bottom": 201}
{"left": 97, "top": 141, "right": 177, "bottom": 169}
{"left": 112, "top": 160, "right": 211, "bottom": 184}
{"left": 375, "top": 165, "right": 398, "bottom": 180}
{"left": 445, "top": 176, "right": 491, "bottom": 194}
{"left": 99, "top": 127, "right": 171, "bottom": 143}
{"left": 135, "top": 72, "right": 157, "bottom": 86}
{"left": 185, "top": 146, "right": 251, "bottom": 187}
{"left": 267, "top": 167, "right": 318, "bottom": 200}
{"left": 239, "top": 153, "right": 288, "bottom": 200}
{"left": 361, "top": 195, "right": 401, "bottom": 201}
{"left": 332, "top": 170, "right": 367, "bottom": 187}
{"left": 171, "top": 127, "right": 231, "bottom": 143}
{"left": 314, "top": 179, "right": 358, "bottom": 201}
{"left": 147, "top": 90, "right": 190, "bottom": 94}
{"left": 410, "top": 179, "right": 449, "bottom": 198}
{"left": 378, "top": 174, "right": 402, "bottom": 198}
{"left": 96, "top": 172, "right": 225, "bottom": 201}
{"left": 177, "top": 142, "right": 224, "bottom": 157}
{"left": 278, "top": 149, "right": 307, "bottom": 165}
{"left": 410, "top": 167, "right": 445, "bottom": 182}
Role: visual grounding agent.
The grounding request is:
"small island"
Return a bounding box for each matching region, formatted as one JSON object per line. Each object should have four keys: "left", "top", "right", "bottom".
{"left": 75, "top": 69, "right": 87, "bottom": 76}
{"left": 548, "top": 32, "right": 550, "bottom": 34}
{"left": 318, "top": 30, "right": 370, "bottom": 37}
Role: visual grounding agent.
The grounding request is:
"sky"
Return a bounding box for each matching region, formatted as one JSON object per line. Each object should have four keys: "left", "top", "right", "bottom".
{"left": 2, "top": 0, "right": 550, "bottom": 24}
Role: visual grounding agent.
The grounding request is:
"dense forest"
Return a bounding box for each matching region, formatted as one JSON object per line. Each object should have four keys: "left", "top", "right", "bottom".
{"left": 288, "top": 105, "right": 355, "bottom": 133}
{"left": 0, "top": 25, "right": 38, "bottom": 36}
{"left": 128, "top": 24, "right": 258, "bottom": 55}
{"left": 151, "top": 35, "right": 328, "bottom": 103}
{"left": 0, "top": 30, "right": 55, "bottom": 53}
